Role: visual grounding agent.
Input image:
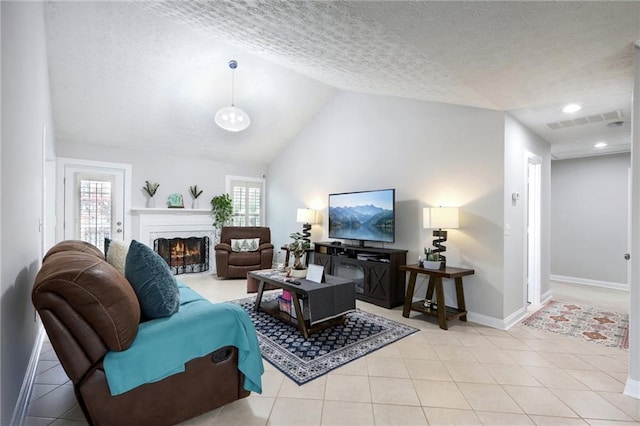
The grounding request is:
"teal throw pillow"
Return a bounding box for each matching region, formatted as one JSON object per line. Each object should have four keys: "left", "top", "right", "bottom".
{"left": 125, "top": 240, "right": 180, "bottom": 319}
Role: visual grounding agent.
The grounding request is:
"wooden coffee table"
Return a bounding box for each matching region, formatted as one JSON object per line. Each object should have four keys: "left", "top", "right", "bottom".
{"left": 248, "top": 270, "right": 355, "bottom": 338}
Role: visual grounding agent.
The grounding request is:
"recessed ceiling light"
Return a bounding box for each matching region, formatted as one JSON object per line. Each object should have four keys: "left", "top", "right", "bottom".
{"left": 594, "top": 142, "right": 608, "bottom": 148}
{"left": 562, "top": 104, "right": 582, "bottom": 113}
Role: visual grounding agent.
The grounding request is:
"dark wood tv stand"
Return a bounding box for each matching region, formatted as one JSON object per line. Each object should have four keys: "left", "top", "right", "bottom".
{"left": 312, "top": 242, "right": 407, "bottom": 308}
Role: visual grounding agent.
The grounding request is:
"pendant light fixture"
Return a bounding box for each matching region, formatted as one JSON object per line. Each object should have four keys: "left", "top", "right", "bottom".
{"left": 215, "top": 60, "right": 250, "bottom": 132}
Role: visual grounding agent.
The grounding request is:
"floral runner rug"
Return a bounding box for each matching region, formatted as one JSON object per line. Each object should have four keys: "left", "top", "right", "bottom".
{"left": 230, "top": 295, "right": 419, "bottom": 385}
{"left": 521, "top": 300, "right": 629, "bottom": 349}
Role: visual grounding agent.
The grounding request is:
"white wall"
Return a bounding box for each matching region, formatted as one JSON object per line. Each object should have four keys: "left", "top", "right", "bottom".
{"left": 503, "top": 115, "right": 552, "bottom": 318}
{"left": 623, "top": 43, "right": 640, "bottom": 399}
{"left": 267, "top": 91, "right": 508, "bottom": 321}
{"left": 551, "top": 153, "right": 630, "bottom": 287}
{"left": 1, "top": 2, "right": 55, "bottom": 422}
{"left": 55, "top": 142, "right": 267, "bottom": 238}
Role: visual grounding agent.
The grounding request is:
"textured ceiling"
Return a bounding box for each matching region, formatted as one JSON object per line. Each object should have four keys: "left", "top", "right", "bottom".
{"left": 44, "top": 1, "right": 640, "bottom": 162}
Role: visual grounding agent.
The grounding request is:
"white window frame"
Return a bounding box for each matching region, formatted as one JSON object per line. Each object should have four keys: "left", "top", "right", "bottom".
{"left": 225, "top": 175, "right": 266, "bottom": 226}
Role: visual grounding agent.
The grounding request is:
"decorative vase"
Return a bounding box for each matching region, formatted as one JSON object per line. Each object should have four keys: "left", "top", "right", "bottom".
{"left": 423, "top": 260, "right": 442, "bottom": 269}
{"left": 289, "top": 268, "right": 307, "bottom": 279}
{"left": 146, "top": 197, "right": 156, "bottom": 208}
{"left": 192, "top": 198, "right": 199, "bottom": 209}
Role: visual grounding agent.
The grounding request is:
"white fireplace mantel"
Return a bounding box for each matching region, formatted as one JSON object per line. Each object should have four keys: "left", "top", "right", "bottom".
{"left": 132, "top": 208, "right": 214, "bottom": 242}
{"left": 131, "top": 207, "right": 212, "bottom": 215}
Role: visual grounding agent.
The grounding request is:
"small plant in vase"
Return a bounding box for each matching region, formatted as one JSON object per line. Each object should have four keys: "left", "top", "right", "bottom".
{"left": 423, "top": 248, "right": 442, "bottom": 269}
{"left": 287, "top": 232, "right": 310, "bottom": 278}
{"left": 189, "top": 185, "right": 203, "bottom": 209}
{"left": 143, "top": 180, "right": 159, "bottom": 208}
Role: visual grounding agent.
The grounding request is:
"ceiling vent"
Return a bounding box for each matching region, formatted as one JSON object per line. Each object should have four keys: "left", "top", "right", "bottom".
{"left": 546, "top": 110, "right": 623, "bottom": 130}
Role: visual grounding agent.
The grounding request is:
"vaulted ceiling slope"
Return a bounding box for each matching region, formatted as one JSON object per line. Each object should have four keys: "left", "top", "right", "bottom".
{"left": 45, "top": 1, "right": 639, "bottom": 163}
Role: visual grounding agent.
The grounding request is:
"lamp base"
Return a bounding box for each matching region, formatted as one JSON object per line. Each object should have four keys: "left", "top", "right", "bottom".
{"left": 432, "top": 229, "right": 447, "bottom": 269}
{"left": 301, "top": 223, "right": 311, "bottom": 243}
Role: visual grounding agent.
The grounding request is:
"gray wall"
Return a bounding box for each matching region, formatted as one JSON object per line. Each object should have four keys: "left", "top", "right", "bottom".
{"left": 266, "top": 91, "right": 511, "bottom": 323}
{"left": 551, "top": 153, "right": 630, "bottom": 286}
{"left": 1, "top": 2, "right": 55, "bottom": 422}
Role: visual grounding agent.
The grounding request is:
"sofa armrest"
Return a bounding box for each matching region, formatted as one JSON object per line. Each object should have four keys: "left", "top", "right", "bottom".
{"left": 258, "top": 243, "right": 274, "bottom": 251}
{"left": 32, "top": 247, "right": 141, "bottom": 385}
{"left": 260, "top": 247, "right": 274, "bottom": 270}
{"left": 215, "top": 249, "right": 230, "bottom": 277}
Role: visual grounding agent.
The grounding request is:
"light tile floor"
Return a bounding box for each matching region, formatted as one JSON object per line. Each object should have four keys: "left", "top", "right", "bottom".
{"left": 25, "top": 277, "right": 638, "bottom": 426}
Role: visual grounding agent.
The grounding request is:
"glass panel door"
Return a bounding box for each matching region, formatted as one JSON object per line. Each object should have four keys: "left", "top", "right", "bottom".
{"left": 78, "top": 178, "right": 113, "bottom": 247}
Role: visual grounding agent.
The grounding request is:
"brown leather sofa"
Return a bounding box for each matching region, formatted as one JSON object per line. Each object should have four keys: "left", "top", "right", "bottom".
{"left": 215, "top": 226, "right": 274, "bottom": 279}
{"left": 32, "top": 240, "right": 252, "bottom": 426}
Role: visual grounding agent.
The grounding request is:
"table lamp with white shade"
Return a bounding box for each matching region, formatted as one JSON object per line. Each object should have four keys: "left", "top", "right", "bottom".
{"left": 423, "top": 207, "right": 459, "bottom": 268}
{"left": 296, "top": 208, "right": 317, "bottom": 243}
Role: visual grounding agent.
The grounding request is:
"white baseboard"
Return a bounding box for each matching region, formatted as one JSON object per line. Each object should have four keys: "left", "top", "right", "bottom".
{"left": 466, "top": 306, "right": 528, "bottom": 331}
{"left": 540, "top": 289, "right": 553, "bottom": 304}
{"left": 503, "top": 307, "right": 530, "bottom": 330}
{"left": 551, "top": 274, "right": 629, "bottom": 292}
{"left": 624, "top": 377, "right": 640, "bottom": 400}
{"left": 466, "top": 312, "right": 503, "bottom": 329}
{"left": 11, "top": 325, "right": 45, "bottom": 426}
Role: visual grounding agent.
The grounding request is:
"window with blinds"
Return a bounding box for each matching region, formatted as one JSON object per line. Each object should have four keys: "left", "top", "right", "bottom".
{"left": 79, "top": 179, "right": 112, "bottom": 247}
{"left": 228, "top": 177, "right": 264, "bottom": 226}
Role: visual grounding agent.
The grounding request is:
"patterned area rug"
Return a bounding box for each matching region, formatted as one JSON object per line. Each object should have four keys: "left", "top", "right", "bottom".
{"left": 522, "top": 301, "right": 629, "bottom": 349}
{"left": 230, "top": 296, "right": 418, "bottom": 385}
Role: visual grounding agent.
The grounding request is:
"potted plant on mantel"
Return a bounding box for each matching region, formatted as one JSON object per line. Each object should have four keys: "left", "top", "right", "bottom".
{"left": 143, "top": 180, "right": 159, "bottom": 208}
{"left": 287, "top": 232, "right": 310, "bottom": 278}
{"left": 189, "top": 185, "right": 203, "bottom": 209}
{"left": 210, "top": 193, "right": 233, "bottom": 243}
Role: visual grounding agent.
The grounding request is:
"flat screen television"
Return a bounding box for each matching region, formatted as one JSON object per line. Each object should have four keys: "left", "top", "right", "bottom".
{"left": 328, "top": 188, "right": 395, "bottom": 245}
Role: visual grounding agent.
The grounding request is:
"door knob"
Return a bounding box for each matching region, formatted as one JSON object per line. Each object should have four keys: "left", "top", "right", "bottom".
{"left": 116, "top": 221, "right": 122, "bottom": 226}
{"left": 116, "top": 228, "right": 123, "bottom": 233}
{"left": 624, "top": 253, "right": 630, "bottom": 260}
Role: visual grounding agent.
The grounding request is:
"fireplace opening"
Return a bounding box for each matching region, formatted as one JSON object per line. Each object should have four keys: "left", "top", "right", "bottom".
{"left": 154, "top": 236, "right": 210, "bottom": 275}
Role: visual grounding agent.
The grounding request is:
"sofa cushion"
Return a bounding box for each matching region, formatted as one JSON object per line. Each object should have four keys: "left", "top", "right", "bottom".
{"left": 106, "top": 239, "right": 131, "bottom": 275}
{"left": 125, "top": 240, "right": 180, "bottom": 319}
{"left": 229, "top": 251, "right": 261, "bottom": 266}
{"left": 231, "top": 238, "right": 260, "bottom": 252}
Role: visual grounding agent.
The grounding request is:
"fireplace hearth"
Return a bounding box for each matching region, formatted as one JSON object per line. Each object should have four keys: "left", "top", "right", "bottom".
{"left": 154, "top": 236, "right": 210, "bottom": 275}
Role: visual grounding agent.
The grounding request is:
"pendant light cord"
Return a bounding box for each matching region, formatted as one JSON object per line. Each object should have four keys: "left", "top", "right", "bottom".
{"left": 231, "top": 68, "right": 235, "bottom": 107}
{"left": 229, "top": 59, "right": 238, "bottom": 107}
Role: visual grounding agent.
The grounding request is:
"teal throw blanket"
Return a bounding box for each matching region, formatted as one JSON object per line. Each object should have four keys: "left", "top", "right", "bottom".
{"left": 103, "top": 282, "right": 263, "bottom": 395}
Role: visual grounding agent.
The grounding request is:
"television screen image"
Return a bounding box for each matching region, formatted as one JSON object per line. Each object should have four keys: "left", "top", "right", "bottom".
{"left": 328, "top": 189, "right": 395, "bottom": 244}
